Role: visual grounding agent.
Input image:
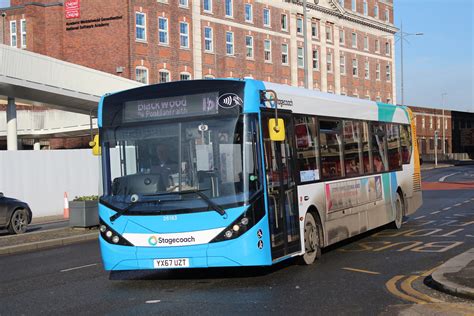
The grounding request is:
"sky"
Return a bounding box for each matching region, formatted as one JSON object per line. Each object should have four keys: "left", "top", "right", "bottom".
{"left": 395, "top": 0, "right": 473, "bottom": 112}
{"left": 1, "top": 0, "right": 472, "bottom": 111}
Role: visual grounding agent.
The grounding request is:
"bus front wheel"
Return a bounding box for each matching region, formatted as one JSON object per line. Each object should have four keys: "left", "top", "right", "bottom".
{"left": 299, "top": 212, "right": 322, "bottom": 265}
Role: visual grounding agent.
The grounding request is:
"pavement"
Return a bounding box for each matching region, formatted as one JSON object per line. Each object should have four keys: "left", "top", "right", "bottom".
{"left": 429, "top": 248, "right": 474, "bottom": 300}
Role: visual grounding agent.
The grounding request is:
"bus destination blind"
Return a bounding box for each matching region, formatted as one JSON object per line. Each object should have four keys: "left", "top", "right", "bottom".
{"left": 123, "top": 92, "right": 219, "bottom": 123}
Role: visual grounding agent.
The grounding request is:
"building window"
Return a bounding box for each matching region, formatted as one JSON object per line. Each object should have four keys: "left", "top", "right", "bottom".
{"left": 327, "top": 52, "right": 333, "bottom": 73}
{"left": 281, "top": 14, "right": 288, "bottom": 31}
{"left": 245, "top": 4, "right": 253, "bottom": 23}
{"left": 135, "top": 12, "right": 146, "bottom": 41}
{"left": 158, "top": 17, "right": 168, "bottom": 45}
{"left": 263, "top": 8, "right": 271, "bottom": 27}
{"left": 326, "top": 25, "right": 332, "bottom": 42}
{"left": 10, "top": 21, "right": 17, "bottom": 47}
{"left": 339, "top": 0, "right": 344, "bottom": 7}
{"left": 135, "top": 67, "right": 148, "bottom": 84}
{"left": 422, "top": 116, "right": 425, "bottom": 129}
{"left": 204, "top": 74, "right": 215, "bottom": 79}
{"left": 281, "top": 43, "right": 289, "bottom": 65}
{"left": 226, "top": 31, "right": 234, "bottom": 55}
{"left": 297, "top": 17, "right": 303, "bottom": 35}
{"left": 340, "top": 55, "right": 346, "bottom": 75}
{"left": 386, "top": 64, "right": 391, "bottom": 81}
{"left": 363, "top": 0, "right": 368, "bottom": 15}
{"left": 20, "top": 19, "right": 26, "bottom": 48}
{"left": 180, "top": 73, "right": 191, "bottom": 80}
{"left": 312, "top": 21, "right": 318, "bottom": 38}
{"left": 297, "top": 47, "right": 304, "bottom": 68}
{"left": 376, "top": 63, "right": 380, "bottom": 80}
{"left": 312, "top": 49, "right": 319, "bottom": 70}
{"left": 245, "top": 35, "right": 253, "bottom": 58}
{"left": 364, "top": 36, "right": 368, "bottom": 51}
{"left": 225, "top": 0, "right": 233, "bottom": 17}
{"left": 179, "top": 0, "right": 188, "bottom": 7}
{"left": 385, "top": 42, "right": 391, "bottom": 56}
{"left": 351, "top": 0, "right": 357, "bottom": 11}
{"left": 375, "top": 39, "right": 380, "bottom": 53}
{"left": 159, "top": 70, "right": 170, "bottom": 83}
{"left": 374, "top": 5, "right": 379, "bottom": 18}
{"left": 430, "top": 117, "right": 433, "bottom": 129}
{"left": 437, "top": 117, "right": 441, "bottom": 130}
{"left": 264, "top": 39, "right": 272, "bottom": 62}
{"left": 352, "top": 59, "right": 358, "bottom": 76}
{"left": 352, "top": 32, "right": 357, "bottom": 48}
{"left": 203, "top": 0, "right": 212, "bottom": 12}
{"left": 339, "top": 29, "right": 345, "bottom": 45}
{"left": 364, "top": 61, "right": 370, "bottom": 79}
{"left": 180, "top": 22, "right": 189, "bottom": 48}
{"left": 204, "top": 27, "right": 213, "bottom": 52}
{"left": 385, "top": 9, "right": 389, "bottom": 22}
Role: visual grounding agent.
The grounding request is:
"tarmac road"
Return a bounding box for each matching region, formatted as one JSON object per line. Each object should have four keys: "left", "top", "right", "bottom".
{"left": 1, "top": 166, "right": 473, "bottom": 315}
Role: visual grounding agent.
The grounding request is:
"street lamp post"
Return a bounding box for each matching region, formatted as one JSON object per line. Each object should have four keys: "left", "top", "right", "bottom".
{"left": 441, "top": 92, "right": 447, "bottom": 155}
{"left": 398, "top": 22, "right": 423, "bottom": 106}
{"left": 303, "top": 0, "right": 309, "bottom": 89}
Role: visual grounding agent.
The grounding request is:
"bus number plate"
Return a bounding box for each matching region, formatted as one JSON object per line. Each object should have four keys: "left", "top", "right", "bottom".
{"left": 153, "top": 258, "right": 189, "bottom": 269}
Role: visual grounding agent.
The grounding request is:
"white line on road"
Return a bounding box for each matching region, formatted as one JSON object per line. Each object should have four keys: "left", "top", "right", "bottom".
{"left": 466, "top": 235, "right": 474, "bottom": 238}
{"left": 414, "top": 216, "right": 426, "bottom": 220}
{"left": 454, "top": 203, "right": 462, "bottom": 207}
{"left": 438, "top": 172, "right": 460, "bottom": 182}
{"left": 431, "top": 211, "right": 440, "bottom": 215}
{"left": 463, "top": 200, "right": 470, "bottom": 203}
{"left": 146, "top": 300, "right": 161, "bottom": 304}
{"left": 442, "top": 207, "right": 452, "bottom": 211}
{"left": 60, "top": 263, "right": 98, "bottom": 273}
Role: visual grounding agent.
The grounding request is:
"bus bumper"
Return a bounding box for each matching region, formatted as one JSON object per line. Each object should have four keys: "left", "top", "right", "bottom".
{"left": 100, "top": 217, "right": 272, "bottom": 271}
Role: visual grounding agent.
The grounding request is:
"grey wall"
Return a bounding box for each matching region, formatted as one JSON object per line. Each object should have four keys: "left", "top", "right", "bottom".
{"left": 0, "top": 149, "right": 100, "bottom": 218}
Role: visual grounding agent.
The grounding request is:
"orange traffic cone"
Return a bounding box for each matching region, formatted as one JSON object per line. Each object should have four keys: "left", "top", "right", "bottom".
{"left": 64, "top": 192, "right": 70, "bottom": 219}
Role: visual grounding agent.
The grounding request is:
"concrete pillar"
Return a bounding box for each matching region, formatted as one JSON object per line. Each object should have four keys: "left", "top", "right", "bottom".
{"left": 34, "top": 139, "right": 41, "bottom": 151}
{"left": 7, "top": 97, "right": 18, "bottom": 151}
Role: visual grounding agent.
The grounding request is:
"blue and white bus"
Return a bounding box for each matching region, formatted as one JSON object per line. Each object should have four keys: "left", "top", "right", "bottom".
{"left": 97, "top": 79, "right": 422, "bottom": 270}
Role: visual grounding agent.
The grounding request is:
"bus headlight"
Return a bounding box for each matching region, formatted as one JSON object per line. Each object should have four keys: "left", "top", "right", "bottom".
{"left": 210, "top": 194, "right": 265, "bottom": 243}
{"left": 99, "top": 219, "right": 133, "bottom": 246}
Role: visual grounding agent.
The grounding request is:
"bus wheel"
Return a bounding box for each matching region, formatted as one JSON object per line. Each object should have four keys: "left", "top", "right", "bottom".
{"left": 392, "top": 193, "right": 403, "bottom": 230}
{"left": 299, "top": 212, "right": 321, "bottom": 265}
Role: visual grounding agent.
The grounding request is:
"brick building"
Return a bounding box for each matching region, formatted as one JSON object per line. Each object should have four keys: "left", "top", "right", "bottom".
{"left": 1, "top": 0, "right": 397, "bottom": 103}
{"left": 409, "top": 106, "right": 452, "bottom": 157}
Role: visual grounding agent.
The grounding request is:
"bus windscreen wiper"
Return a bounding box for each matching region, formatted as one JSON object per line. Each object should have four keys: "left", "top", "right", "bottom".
{"left": 145, "top": 189, "right": 227, "bottom": 216}
{"left": 109, "top": 194, "right": 180, "bottom": 222}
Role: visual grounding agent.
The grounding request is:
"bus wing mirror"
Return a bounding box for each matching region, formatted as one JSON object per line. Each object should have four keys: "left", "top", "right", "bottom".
{"left": 269, "top": 118, "right": 285, "bottom": 141}
{"left": 89, "top": 134, "right": 101, "bottom": 156}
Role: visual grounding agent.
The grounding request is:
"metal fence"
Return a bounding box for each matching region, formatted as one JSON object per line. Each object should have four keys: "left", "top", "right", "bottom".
{"left": 0, "top": 149, "right": 100, "bottom": 218}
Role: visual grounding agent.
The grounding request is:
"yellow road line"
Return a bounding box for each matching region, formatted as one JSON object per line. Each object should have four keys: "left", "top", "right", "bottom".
{"left": 342, "top": 267, "right": 381, "bottom": 275}
{"left": 400, "top": 275, "right": 442, "bottom": 303}
{"left": 385, "top": 275, "right": 425, "bottom": 304}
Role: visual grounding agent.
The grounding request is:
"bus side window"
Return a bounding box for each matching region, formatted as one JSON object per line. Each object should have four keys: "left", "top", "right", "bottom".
{"left": 361, "top": 121, "right": 372, "bottom": 174}
{"left": 319, "top": 119, "right": 343, "bottom": 179}
{"left": 343, "top": 120, "right": 362, "bottom": 176}
{"left": 400, "top": 124, "right": 412, "bottom": 164}
{"left": 386, "top": 123, "right": 402, "bottom": 170}
{"left": 371, "top": 122, "right": 388, "bottom": 173}
{"left": 295, "top": 115, "right": 320, "bottom": 182}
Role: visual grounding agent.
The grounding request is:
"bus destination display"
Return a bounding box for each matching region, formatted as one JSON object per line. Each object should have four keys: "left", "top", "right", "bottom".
{"left": 123, "top": 92, "right": 219, "bottom": 123}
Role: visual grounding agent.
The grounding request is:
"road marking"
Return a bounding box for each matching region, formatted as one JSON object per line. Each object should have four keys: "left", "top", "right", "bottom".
{"left": 454, "top": 203, "right": 462, "bottom": 207}
{"left": 467, "top": 235, "right": 474, "bottom": 238}
{"left": 438, "top": 172, "right": 460, "bottom": 182}
{"left": 342, "top": 267, "right": 380, "bottom": 275}
{"left": 442, "top": 207, "right": 452, "bottom": 211}
{"left": 463, "top": 200, "right": 470, "bottom": 204}
{"left": 60, "top": 263, "right": 98, "bottom": 273}
{"left": 146, "top": 300, "right": 161, "bottom": 304}
{"left": 386, "top": 275, "right": 424, "bottom": 304}
{"left": 414, "top": 216, "right": 426, "bottom": 220}
{"left": 400, "top": 275, "right": 442, "bottom": 303}
{"left": 430, "top": 211, "right": 440, "bottom": 215}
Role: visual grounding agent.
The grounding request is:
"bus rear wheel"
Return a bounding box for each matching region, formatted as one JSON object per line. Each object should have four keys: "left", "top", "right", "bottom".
{"left": 299, "top": 212, "right": 322, "bottom": 265}
{"left": 392, "top": 193, "right": 404, "bottom": 230}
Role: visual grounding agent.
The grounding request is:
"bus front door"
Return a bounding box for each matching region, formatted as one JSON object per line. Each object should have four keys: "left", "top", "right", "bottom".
{"left": 263, "top": 112, "right": 301, "bottom": 260}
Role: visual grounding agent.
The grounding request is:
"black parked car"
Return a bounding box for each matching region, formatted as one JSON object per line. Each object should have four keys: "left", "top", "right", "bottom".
{"left": 0, "top": 192, "right": 32, "bottom": 234}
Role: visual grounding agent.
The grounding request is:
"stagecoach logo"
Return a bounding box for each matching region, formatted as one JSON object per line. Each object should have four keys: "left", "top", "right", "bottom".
{"left": 218, "top": 93, "right": 243, "bottom": 109}
{"left": 147, "top": 235, "right": 197, "bottom": 246}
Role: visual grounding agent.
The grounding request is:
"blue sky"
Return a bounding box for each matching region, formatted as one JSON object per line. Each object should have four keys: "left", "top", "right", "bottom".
{"left": 395, "top": 0, "right": 473, "bottom": 112}
{"left": 1, "top": 0, "right": 472, "bottom": 111}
